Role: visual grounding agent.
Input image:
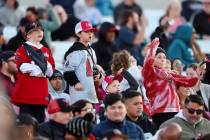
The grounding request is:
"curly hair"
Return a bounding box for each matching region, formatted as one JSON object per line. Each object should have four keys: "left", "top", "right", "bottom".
{"left": 111, "top": 50, "right": 131, "bottom": 74}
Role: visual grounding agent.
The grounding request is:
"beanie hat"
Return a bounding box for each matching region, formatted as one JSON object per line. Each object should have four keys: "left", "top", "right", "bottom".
{"left": 155, "top": 47, "right": 166, "bottom": 56}
{"left": 66, "top": 117, "right": 93, "bottom": 137}
{"left": 0, "top": 51, "right": 15, "bottom": 65}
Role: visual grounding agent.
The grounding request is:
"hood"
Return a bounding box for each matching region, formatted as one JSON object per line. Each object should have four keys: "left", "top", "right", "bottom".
{"left": 48, "top": 78, "right": 66, "bottom": 95}
{"left": 175, "top": 24, "right": 193, "bottom": 43}
{"left": 98, "top": 22, "right": 118, "bottom": 42}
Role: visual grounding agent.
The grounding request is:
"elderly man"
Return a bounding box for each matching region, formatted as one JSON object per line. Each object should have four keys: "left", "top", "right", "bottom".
{"left": 160, "top": 95, "right": 210, "bottom": 140}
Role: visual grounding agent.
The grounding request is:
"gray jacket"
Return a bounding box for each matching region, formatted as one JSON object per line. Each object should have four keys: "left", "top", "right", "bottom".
{"left": 63, "top": 42, "right": 98, "bottom": 104}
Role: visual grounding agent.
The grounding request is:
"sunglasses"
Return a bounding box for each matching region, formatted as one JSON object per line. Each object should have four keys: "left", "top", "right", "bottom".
{"left": 186, "top": 107, "right": 203, "bottom": 115}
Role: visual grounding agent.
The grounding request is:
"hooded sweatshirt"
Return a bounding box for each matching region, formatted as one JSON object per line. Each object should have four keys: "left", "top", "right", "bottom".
{"left": 92, "top": 22, "right": 118, "bottom": 71}
{"left": 48, "top": 79, "right": 70, "bottom": 104}
{"left": 167, "top": 24, "right": 196, "bottom": 67}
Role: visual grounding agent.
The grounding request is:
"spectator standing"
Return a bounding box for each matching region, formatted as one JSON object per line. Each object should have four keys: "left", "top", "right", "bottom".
{"left": 92, "top": 22, "right": 118, "bottom": 71}
{"left": 142, "top": 38, "right": 198, "bottom": 128}
{"left": 63, "top": 21, "right": 100, "bottom": 104}
{"left": 12, "top": 22, "right": 55, "bottom": 123}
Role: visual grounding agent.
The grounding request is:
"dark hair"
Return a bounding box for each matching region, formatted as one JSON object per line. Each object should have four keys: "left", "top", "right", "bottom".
{"left": 16, "top": 113, "right": 39, "bottom": 136}
{"left": 188, "top": 63, "right": 198, "bottom": 71}
{"left": 119, "top": 10, "right": 134, "bottom": 26}
{"left": 71, "top": 99, "right": 91, "bottom": 114}
{"left": 26, "top": 7, "right": 39, "bottom": 16}
{"left": 122, "top": 90, "right": 142, "bottom": 102}
{"left": 104, "top": 93, "right": 123, "bottom": 109}
{"left": 156, "top": 47, "right": 166, "bottom": 56}
{"left": 185, "top": 95, "right": 204, "bottom": 106}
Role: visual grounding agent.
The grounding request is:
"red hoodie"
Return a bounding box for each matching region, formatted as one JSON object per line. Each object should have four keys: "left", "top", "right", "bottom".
{"left": 142, "top": 39, "right": 198, "bottom": 116}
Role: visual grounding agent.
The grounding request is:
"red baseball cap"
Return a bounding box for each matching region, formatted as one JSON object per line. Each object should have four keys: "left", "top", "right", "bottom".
{"left": 102, "top": 74, "right": 123, "bottom": 91}
{"left": 75, "top": 21, "right": 98, "bottom": 34}
{"left": 47, "top": 99, "right": 72, "bottom": 114}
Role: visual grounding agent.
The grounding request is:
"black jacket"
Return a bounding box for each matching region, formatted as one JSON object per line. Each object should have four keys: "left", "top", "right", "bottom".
{"left": 126, "top": 114, "right": 157, "bottom": 135}
{"left": 51, "top": 15, "right": 79, "bottom": 41}
{"left": 6, "top": 31, "right": 25, "bottom": 52}
{"left": 39, "top": 120, "right": 66, "bottom": 140}
{"left": 150, "top": 26, "right": 171, "bottom": 51}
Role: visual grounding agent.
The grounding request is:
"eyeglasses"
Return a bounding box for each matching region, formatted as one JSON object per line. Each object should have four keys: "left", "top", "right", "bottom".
{"left": 81, "top": 108, "right": 95, "bottom": 113}
{"left": 186, "top": 107, "right": 203, "bottom": 115}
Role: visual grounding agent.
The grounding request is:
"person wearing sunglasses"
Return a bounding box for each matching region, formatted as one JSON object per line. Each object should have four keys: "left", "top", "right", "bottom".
{"left": 160, "top": 95, "right": 210, "bottom": 140}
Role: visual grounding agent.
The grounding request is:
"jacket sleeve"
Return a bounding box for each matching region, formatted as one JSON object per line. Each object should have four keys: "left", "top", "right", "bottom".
{"left": 39, "top": 123, "right": 53, "bottom": 139}
{"left": 142, "top": 40, "right": 158, "bottom": 81}
{"left": 63, "top": 51, "right": 83, "bottom": 86}
{"left": 121, "top": 70, "right": 139, "bottom": 90}
{"left": 171, "top": 72, "right": 198, "bottom": 87}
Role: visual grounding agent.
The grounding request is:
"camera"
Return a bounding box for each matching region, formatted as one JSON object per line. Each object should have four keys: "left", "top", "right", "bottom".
{"left": 92, "top": 65, "right": 99, "bottom": 76}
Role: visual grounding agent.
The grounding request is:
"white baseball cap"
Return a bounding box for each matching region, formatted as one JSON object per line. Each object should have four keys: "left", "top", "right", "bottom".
{"left": 75, "top": 21, "right": 97, "bottom": 34}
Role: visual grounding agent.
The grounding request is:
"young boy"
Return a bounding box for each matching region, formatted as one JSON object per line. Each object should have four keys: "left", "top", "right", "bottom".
{"left": 12, "top": 22, "right": 55, "bottom": 123}
{"left": 63, "top": 20, "right": 100, "bottom": 104}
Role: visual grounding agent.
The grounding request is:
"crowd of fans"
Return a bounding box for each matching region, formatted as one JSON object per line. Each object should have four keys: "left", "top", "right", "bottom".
{"left": 0, "top": 0, "right": 210, "bottom": 140}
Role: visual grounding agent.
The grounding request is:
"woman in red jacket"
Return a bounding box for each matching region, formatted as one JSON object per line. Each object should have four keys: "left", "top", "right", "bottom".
{"left": 142, "top": 38, "right": 198, "bottom": 128}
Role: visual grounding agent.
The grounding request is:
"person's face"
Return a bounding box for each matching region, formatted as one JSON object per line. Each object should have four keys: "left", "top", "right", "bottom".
{"left": 125, "top": 96, "right": 143, "bottom": 119}
{"left": 54, "top": 6, "right": 67, "bottom": 23}
{"left": 165, "top": 59, "right": 171, "bottom": 70}
{"left": 203, "top": 1, "right": 210, "bottom": 14}
{"left": 172, "top": 59, "right": 184, "bottom": 74}
{"left": 27, "top": 29, "right": 44, "bottom": 43}
{"left": 6, "top": 0, "right": 16, "bottom": 8}
{"left": 26, "top": 11, "right": 38, "bottom": 22}
{"left": 106, "top": 80, "right": 121, "bottom": 94}
{"left": 5, "top": 56, "right": 18, "bottom": 75}
{"left": 199, "top": 63, "right": 206, "bottom": 80}
{"left": 65, "top": 134, "right": 77, "bottom": 140}
{"left": 54, "top": 112, "right": 72, "bottom": 125}
{"left": 78, "top": 103, "right": 95, "bottom": 118}
{"left": 154, "top": 53, "right": 166, "bottom": 68}
{"left": 183, "top": 102, "right": 204, "bottom": 124}
{"left": 78, "top": 31, "right": 94, "bottom": 44}
{"left": 186, "top": 67, "right": 196, "bottom": 78}
{"left": 168, "top": 3, "right": 181, "bottom": 18}
{"left": 50, "top": 77, "right": 62, "bottom": 91}
{"left": 105, "top": 31, "right": 116, "bottom": 43}
{"left": 132, "top": 12, "right": 139, "bottom": 26}
{"left": 106, "top": 101, "right": 127, "bottom": 122}
{"left": 177, "top": 86, "right": 190, "bottom": 98}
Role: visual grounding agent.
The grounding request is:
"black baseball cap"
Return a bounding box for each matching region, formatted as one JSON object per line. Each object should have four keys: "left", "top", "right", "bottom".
{"left": 25, "top": 22, "right": 44, "bottom": 35}
{"left": 49, "top": 70, "right": 63, "bottom": 80}
{"left": 0, "top": 51, "right": 15, "bottom": 65}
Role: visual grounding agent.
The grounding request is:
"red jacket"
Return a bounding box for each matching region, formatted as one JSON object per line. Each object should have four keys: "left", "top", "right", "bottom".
{"left": 142, "top": 41, "right": 198, "bottom": 115}
{"left": 12, "top": 43, "right": 55, "bottom": 105}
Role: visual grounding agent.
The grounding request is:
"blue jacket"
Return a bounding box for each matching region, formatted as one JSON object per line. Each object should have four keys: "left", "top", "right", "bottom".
{"left": 93, "top": 119, "right": 145, "bottom": 140}
{"left": 167, "top": 24, "right": 196, "bottom": 66}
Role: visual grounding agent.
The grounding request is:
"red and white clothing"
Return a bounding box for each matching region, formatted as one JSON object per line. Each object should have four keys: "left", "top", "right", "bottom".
{"left": 12, "top": 41, "right": 55, "bottom": 105}
{"left": 142, "top": 42, "right": 198, "bottom": 116}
